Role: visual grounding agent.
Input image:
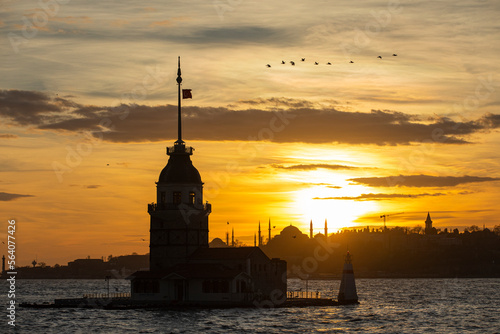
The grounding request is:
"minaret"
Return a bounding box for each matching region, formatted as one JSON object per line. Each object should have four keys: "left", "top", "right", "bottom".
{"left": 310, "top": 220, "right": 313, "bottom": 239}
{"left": 148, "top": 57, "right": 211, "bottom": 271}
{"left": 254, "top": 233, "right": 256, "bottom": 247}
{"left": 226, "top": 231, "right": 229, "bottom": 246}
{"left": 268, "top": 218, "right": 271, "bottom": 244}
{"left": 258, "top": 221, "right": 262, "bottom": 247}
{"left": 232, "top": 227, "right": 235, "bottom": 247}
{"left": 324, "top": 219, "right": 328, "bottom": 238}
{"left": 338, "top": 251, "right": 359, "bottom": 304}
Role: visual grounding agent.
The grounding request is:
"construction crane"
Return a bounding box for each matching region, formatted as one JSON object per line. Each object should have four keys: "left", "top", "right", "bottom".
{"left": 380, "top": 212, "right": 404, "bottom": 230}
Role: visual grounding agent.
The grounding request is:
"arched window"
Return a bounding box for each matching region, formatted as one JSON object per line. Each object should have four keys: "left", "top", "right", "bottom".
{"left": 189, "top": 192, "right": 195, "bottom": 205}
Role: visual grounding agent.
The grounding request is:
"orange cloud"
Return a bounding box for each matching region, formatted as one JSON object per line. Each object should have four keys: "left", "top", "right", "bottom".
{"left": 0, "top": 192, "right": 34, "bottom": 201}
{"left": 150, "top": 17, "right": 191, "bottom": 28}
{"left": 150, "top": 20, "right": 173, "bottom": 27}
{"left": 0, "top": 134, "right": 18, "bottom": 139}
{"left": 51, "top": 16, "right": 93, "bottom": 25}
{"left": 349, "top": 175, "right": 500, "bottom": 188}
{"left": 110, "top": 19, "right": 129, "bottom": 27}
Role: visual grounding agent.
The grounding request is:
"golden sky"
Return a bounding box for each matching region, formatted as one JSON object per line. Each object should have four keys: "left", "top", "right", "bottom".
{"left": 1, "top": 0, "right": 500, "bottom": 265}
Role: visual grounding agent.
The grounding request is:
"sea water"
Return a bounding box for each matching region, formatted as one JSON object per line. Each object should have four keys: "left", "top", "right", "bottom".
{"left": 4, "top": 278, "right": 500, "bottom": 333}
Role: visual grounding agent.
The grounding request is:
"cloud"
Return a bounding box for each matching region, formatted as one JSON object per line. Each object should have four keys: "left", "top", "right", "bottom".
{"left": 176, "top": 26, "right": 296, "bottom": 45}
{"left": 86, "top": 185, "right": 102, "bottom": 189}
{"left": 3, "top": 90, "right": 500, "bottom": 145}
{"left": 298, "top": 182, "right": 342, "bottom": 188}
{"left": 314, "top": 192, "right": 446, "bottom": 201}
{"left": 51, "top": 16, "right": 93, "bottom": 25}
{"left": 150, "top": 20, "right": 173, "bottom": 27}
{"left": 272, "top": 164, "right": 360, "bottom": 171}
{"left": 232, "top": 97, "right": 316, "bottom": 109}
{"left": 0, "top": 90, "right": 62, "bottom": 126}
{"left": 0, "top": 192, "right": 34, "bottom": 201}
{"left": 110, "top": 20, "right": 130, "bottom": 27}
{"left": 349, "top": 175, "right": 500, "bottom": 188}
{"left": 0, "top": 134, "right": 17, "bottom": 139}
{"left": 149, "top": 17, "right": 189, "bottom": 28}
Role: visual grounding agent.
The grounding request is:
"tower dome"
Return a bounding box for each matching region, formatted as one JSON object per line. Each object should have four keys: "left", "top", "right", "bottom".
{"left": 158, "top": 148, "right": 202, "bottom": 184}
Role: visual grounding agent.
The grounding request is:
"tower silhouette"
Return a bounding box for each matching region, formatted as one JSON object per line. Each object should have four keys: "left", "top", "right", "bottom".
{"left": 129, "top": 58, "right": 286, "bottom": 306}
{"left": 147, "top": 57, "right": 211, "bottom": 271}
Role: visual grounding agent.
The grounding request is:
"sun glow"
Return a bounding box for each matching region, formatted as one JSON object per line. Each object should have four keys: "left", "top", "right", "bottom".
{"left": 289, "top": 171, "right": 380, "bottom": 232}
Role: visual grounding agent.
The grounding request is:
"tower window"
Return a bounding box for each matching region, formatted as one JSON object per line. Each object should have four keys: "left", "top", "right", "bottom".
{"left": 160, "top": 192, "right": 166, "bottom": 203}
{"left": 189, "top": 192, "right": 195, "bottom": 205}
{"left": 173, "top": 192, "right": 181, "bottom": 204}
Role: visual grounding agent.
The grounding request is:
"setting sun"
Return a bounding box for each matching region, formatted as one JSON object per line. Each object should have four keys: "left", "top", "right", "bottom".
{"left": 292, "top": 182, "right": 379, "bottom": 232}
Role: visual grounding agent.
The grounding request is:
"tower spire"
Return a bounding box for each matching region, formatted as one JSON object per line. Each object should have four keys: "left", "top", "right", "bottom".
{"left": 176, "top": 56, "right": 184, "bottom": 145}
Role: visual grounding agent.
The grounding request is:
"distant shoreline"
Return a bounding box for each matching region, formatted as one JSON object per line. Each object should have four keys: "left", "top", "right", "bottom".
{"left": 9, "top": 274, "right": 500, "bottom": 280}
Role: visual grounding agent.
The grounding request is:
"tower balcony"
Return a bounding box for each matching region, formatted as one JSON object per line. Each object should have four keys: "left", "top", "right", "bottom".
{"left": 148, "top": 202, "right": 211, "bottom": 213}
{"left": 167, "top": 144, "right": 193, "bottom": 155}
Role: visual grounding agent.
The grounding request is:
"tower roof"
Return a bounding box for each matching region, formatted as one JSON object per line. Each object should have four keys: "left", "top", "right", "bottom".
{"left": 158, "top": 151, "right": 202, "bottom": 184}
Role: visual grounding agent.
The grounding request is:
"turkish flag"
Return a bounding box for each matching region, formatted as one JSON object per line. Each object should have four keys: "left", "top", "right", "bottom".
{"left": 182, "top": 89, "right": 192, "bottom": 99}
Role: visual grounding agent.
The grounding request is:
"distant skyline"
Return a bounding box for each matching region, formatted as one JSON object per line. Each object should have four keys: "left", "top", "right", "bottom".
{"left": 1, "top": 0, "right": 500, "bottom": 266}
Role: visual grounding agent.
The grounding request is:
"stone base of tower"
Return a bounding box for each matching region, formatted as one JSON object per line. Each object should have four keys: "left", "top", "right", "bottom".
{"left": 129, "top": 247, "right": 287, "bottom": 307}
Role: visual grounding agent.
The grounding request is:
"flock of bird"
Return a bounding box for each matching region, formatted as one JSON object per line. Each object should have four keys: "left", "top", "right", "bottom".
{"left": 265, "top": 54, "right": 398, "bottom": 67}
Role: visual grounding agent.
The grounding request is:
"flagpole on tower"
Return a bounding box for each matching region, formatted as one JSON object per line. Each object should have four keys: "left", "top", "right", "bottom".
{"left": 176, "top": 56, "right": 183, "bottom": 144}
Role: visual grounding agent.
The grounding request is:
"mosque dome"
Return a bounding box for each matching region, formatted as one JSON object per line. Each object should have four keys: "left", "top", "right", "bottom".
{"left": 280, "top": 225, "right": 304, "bottom": 238}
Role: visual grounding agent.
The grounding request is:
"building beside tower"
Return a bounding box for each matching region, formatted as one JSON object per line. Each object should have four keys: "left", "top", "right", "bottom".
{"left": 129, "top": 58, "right": 286, "bottom": 306}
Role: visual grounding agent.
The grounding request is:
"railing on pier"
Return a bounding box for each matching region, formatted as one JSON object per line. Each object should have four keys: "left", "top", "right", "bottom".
{"left": 83, "top": 293, "right": 130, "bottom": 299}
{"left": 287, "top": 291, "right": 321, "bottom": 299}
